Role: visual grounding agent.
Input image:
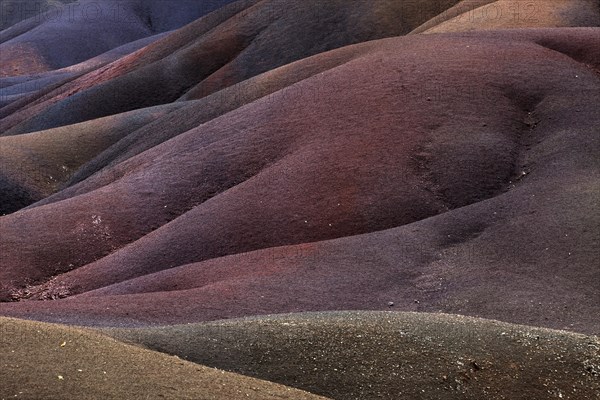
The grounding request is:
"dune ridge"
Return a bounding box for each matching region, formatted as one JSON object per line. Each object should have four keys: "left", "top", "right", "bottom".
{"left": 108, "top": 311, "right": 600, "bottom": 400}
{"left": 0, "top": 316, "right": 328, "bottom": 400}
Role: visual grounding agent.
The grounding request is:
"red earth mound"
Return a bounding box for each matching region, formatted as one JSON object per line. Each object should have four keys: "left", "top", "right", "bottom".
{"left": 2, "top": 2, "right": 599, "bottom": 399}
{"left": 0, "top": 0, "right": 462, "bottom": 134}
{"left": 0, "top": 28, "right": 598, "bottom": 334}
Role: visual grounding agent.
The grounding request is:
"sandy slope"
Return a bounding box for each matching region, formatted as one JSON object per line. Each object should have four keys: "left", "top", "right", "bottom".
{"left": 0, "top": 0, "right": 600, "bottom": 400}
{"left": 0, "top": 31, "right": 169, "bottom": 109}
{"left": 0, "top": 28, "right": 597, "bottom": 334}
{"left": 0, "top": 316, "right": 329, "bottom": 400}
{"left": 0, "top": 1, "right": 599, "bottom": 398}
{"left": 0, "top": 0, "right": 461, "bottom": 134}
{"left": 412, "top": 0, "right": 600, "bottom": 34}
{"left": 0, "top": 0, "right": 238, "bottom": 76}
{"left": 108, "top": 311, "right": 600, "bottom": 400}
{"left": 0, "top": 102, "right": 185, "bottom": 212}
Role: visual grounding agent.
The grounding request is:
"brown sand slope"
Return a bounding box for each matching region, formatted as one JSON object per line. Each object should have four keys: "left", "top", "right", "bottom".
{"left": 0, "top": 28, "right": 597, "bottom": 334}
{"left": 108, "top": 311, "right": 600, "bottom": 400}
{"left": 2, "top": 153, "right": 597, "bottom": 332}
{"left": 3, "top": 0, "right": 598, "bottom": 135}
{"left": 57, "top": 42, "right": 373, "bottom": 190}
{"left": 0, "top": 102, "right": 185, "bottom": 214}
{"left": 0, "top": 40, "right": 368, "bottom": 212}
{"left": 0, "top": 3, "right": 598, "bottom": 398}
{"left": 0, "top": 316, "right": 328, "bottom": 400}
{"left": 0, "top": 0, "right": 253, "bottom": 130}
{"left": 0, "top": 0, "right": 462, "bottom": 135}
{"left": 411, "top": 0, "right": 600, "bottom": 34}
{"left": 18, "top": 27, "right": 598, "bottom": 208}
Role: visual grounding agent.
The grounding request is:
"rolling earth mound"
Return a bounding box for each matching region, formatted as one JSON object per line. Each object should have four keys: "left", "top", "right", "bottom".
{"left": 108, "top": 311, "right": 600, "bottom": 400}
{"left": 0, "top": 1, "right": 599, "bottom": 398}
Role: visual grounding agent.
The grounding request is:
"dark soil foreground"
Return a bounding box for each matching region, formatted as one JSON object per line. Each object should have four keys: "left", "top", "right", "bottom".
{"left": 0, "top": 316, "right": 328, "bottom": 400}
{"left": 108, "top": 311, "right": 600, "bottom": 400}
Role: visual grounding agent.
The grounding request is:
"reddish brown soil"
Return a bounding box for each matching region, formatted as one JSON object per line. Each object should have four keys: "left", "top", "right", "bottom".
{"left": 0, "top": 27, "right": 598, "bottom": 334}
{"left": 0, "top": 1, "right": 599, "bottom": 398}
{"left": 0, "top": 0, "right": 462, "bottom": 134}
{"left": 412, "top": 0, "right": 600, "bottom": 34}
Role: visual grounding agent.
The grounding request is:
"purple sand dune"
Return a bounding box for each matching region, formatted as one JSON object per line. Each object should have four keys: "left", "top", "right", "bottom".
{"left": 1, "top": 28, "right": 598, "bottom": 334}
{"left": 0, "top": 3, "right": 599, "bottom": 399}
{"left": 0, "top": 0, "right": 238, "bottom": 76}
